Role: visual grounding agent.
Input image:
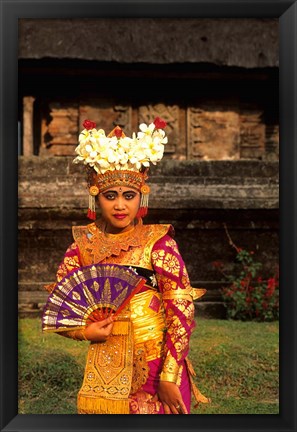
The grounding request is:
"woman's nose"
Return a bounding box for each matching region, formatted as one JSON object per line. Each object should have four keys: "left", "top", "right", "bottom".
{"left": 114, "top": 197, "right": 126, "bottom": 210}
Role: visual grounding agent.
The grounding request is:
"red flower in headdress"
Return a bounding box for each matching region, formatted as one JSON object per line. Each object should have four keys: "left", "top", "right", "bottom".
{"left": 114, "top": 126, "right": 123, "bottom": 138}
{"left": 83, "top": 119, "right": 97, "bottom": 130}
{"left": 154, "top": 117, "right": 167, "bottom": 129}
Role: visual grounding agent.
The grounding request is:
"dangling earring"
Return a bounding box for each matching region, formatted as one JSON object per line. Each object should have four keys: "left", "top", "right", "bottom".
{"left": 87, "top": 186, "right": 99, "bottom": 220}
{"left": 136, "top": 184, "right": 150, "bottom": 218}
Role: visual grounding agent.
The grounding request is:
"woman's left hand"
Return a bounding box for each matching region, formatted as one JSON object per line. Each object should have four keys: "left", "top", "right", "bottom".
{"left": 155, "top": 381, "right": 188, "bottom": 414}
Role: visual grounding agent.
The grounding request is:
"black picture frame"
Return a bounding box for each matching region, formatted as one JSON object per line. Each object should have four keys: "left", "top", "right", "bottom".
{"left": 1, "top": 1, "right": 296, "bottom": 431}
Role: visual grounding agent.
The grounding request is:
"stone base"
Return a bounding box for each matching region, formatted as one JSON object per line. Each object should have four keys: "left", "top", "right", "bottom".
{"left": 194, "top": 301, "right": 227, "bottom": 319}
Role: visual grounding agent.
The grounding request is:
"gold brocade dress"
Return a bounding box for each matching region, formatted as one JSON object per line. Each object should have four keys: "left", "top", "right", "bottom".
{"left": 45, "top": 219, "right": 209, "bottom": 414}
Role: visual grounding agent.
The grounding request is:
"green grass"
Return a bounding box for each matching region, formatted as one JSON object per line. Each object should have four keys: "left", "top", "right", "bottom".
{"left": 190, "top": 319, "right": 279, "bottom": 414}
{"left": 18, "top": 317, "right": 279, "bottom": 414}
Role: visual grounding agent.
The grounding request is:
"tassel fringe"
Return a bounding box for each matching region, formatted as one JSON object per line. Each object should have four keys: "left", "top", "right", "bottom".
{"left": 87, "top": 194, "right": 96, "bottom": 220}
{"left": 136, "top": 192, "right": 149, "bottom": 218}
{"left": 77, "top": 394, "right": 130, "bottom": 414}
{"left": 185, "top": 357, "right": 211, "bottom": 407}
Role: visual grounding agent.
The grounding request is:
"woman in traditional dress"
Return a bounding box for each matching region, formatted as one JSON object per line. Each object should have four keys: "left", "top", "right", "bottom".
{"left": 43, "top": 118, "right": 209, "bottom": 414}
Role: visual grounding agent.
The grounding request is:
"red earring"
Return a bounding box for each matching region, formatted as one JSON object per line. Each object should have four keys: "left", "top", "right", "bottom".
{"left": 136, "top": 184, "right": 150, "bottom": 218}
{"left": 87, "top": 186, "right": 99, "bottom": 220}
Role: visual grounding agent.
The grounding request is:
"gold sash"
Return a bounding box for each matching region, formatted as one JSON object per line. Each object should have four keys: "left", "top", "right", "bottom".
{"left": 77, "top": 290, "right": 167, "bottom": 414}
{"left": 77, "top": 319, "right": 133, "bottom": 414}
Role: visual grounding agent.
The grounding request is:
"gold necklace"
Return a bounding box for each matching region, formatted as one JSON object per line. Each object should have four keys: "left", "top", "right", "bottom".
{"left": 86, "top": 218, "right": 143, "bottom": 262}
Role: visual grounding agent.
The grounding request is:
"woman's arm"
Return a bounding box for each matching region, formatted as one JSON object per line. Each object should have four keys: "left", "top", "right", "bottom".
{"left": 151, "top": 234, "right": 196, "bottom": 413}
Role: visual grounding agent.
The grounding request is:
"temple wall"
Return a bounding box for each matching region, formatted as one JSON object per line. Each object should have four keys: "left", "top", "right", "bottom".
{"left": 18, "top": 157, "right": 279, "bottom": 318}
{"left": 18, "top": 18, "right": 279, "bottom": 318}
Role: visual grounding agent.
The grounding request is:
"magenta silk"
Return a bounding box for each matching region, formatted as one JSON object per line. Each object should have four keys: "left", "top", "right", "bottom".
{"left": 151, "top": 235, "right": 196, "bottom": 368}
{"left": 129, "top": 358, "right": 191, "bottom": 414}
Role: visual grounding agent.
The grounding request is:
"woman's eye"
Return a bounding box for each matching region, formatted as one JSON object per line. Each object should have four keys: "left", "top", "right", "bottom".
{"left": 105, "top": 194, "right": 115, "bottom": 200}
{"left": 125, "top": 194, "right": 135, "bottom": 200}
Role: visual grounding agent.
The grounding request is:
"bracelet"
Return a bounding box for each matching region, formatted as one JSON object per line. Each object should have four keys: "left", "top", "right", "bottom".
{"left": 81, "top": 327, "right": 88, "bottom": 341}
{"left": 72, "top": 328, "right": 88, "bottom": 341}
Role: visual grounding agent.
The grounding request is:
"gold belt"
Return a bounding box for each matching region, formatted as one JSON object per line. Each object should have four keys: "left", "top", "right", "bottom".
{"left": 130, "top": 289, "right": 166, "bottom": 361}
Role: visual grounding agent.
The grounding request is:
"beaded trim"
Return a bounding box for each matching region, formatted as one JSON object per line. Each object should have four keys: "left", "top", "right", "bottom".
{"left": 87, "top": 167, "right": 148, "bottom": 193}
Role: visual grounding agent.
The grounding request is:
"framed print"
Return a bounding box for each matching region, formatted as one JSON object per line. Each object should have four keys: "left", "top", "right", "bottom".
{"left": 1, "top": 0, "right": 296, "bottom": 431}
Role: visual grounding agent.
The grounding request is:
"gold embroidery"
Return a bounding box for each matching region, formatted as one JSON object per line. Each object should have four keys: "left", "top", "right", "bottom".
{"left": 141, "top": 338, "right": 164, "bottom": 362}
{"left": 130, "top": 334, "right": 165, "bottom": 395}
{"left": 163, "top": 299, "right": 195, "bottom": 362}
{"left": 77, "top": 321, "right": 134, "bottom": 414}
{"left": 165, "top": 238, "right": 179, "bottom": 253}
{"left": 190, "top": 287, "right": 207, "bottom": 300}
{"left": 53, "top": 221, "right": 198, "bottom": 414}
{"left": 160, "top": 355, "right": 180, "bottom": 383}
{"left": 72, "top": 292, "right": 81, "bottom": 301}
{"left": 130, "top": 291, "right": 166, "bottom": 348}
{"left": 44, "top": 214, "right": 208, "bottom": 415}
{"left": 131, "top": 346, "right": 149, "bottom": 394}
{"left": 184, "top": 357, "right": 211, "bottom": 406}
{"left": 181, "top": 276, "right": 191, "bottom": 289}
{"left": 65, "top": 255, "right": 81, "bottom": 269}
{"left": 151, "top": 249, "right": 166, "bottom": 268}
{"left": 73, "top": 220, "right": 172, "bottom": 270}
{"left": 44, "top": 282, "right": 56, "bottom": 293}
{"left": 162, "top": 290, "right": 193, "bottom": 301}
{"left": 129, "top": 390, "right": 162, "bottom": 414}
{"left": 163, "top": 252, "right": 180, "bottom": 277}
{"left": 57, "top": 255, "right": 81, "bottom": 283}
{"left": 163, "top": 317, "right": 188, "bottom": 362}
{"left": 176, "top": 364, "right": 183, "bottom": 387}
{"left": 156, "top": 275, "right": 178, "bottom": 292}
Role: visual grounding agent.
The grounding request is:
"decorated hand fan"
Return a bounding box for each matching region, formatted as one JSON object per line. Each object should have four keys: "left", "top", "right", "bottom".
{"left": 42, "top": 263, "right": 146, "bottom": 332}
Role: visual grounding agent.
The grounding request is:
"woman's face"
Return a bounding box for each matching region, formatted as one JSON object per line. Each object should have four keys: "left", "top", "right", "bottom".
{"left": 98, "top": 186, "right": 141, "bottom": 234}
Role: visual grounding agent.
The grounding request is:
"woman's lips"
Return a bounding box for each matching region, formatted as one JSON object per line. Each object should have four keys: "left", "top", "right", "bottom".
{"left": 113, "top": 214, "right": 127, "bottom": 220}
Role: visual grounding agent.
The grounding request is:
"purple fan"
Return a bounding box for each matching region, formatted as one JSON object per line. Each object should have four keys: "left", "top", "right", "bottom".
{"left": 42, "top": 263, "right": 146, "bottom": 332}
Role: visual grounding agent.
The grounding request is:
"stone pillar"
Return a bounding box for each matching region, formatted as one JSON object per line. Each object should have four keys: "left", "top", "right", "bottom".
{"left": 23, "top": 96, "right": 35, "bottom": 156}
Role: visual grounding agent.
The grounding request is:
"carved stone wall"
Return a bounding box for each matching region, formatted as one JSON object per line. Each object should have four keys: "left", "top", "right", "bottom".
{"left": 23, "top": 94, "right": 278, "bottom": 161}
{"left": 19, "top": 20, "right": 279, "bottom": 161}
{"left": 18, "top": 157, "right": 279, "bottom": 319}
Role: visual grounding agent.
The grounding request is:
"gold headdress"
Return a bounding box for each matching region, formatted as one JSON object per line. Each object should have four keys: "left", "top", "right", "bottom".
{"left": 73, "top": 118, "right": 168, "bottom": 220}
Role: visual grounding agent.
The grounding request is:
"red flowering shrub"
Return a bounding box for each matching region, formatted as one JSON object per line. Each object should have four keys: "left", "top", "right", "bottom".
{"left": 212, "top": 225, "right": 279, "bottom": 321}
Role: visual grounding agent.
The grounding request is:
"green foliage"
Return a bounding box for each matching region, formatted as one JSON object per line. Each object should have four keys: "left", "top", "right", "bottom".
{"left": 212, "top": 225, "right": 279, "bottom": 321}
{"left": 18, "top": 317, "right": 279, "bottom": 414}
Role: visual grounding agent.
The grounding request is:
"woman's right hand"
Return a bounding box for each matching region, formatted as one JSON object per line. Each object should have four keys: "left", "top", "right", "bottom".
{"left": 84, "top": 316, "right": 114, "bottom": 342}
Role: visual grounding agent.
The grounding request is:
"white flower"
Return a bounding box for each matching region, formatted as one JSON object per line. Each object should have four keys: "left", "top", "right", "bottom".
{"left": 73, "top": 121, "right": 168, "bottom": 173}
{"left": 119, "top": 136, "right": 133, "bottom": 150}
{"left": 139, "top": 122, "right": 155, "bottom": 133}
{"left": 95, "top": 159, "right": 111, "bottom": 173}
{"left": 106, "top": 149, "right": 118, "bottom": 164}
{"left": 153, "top": 129, "right": 168, "bottom": 144}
